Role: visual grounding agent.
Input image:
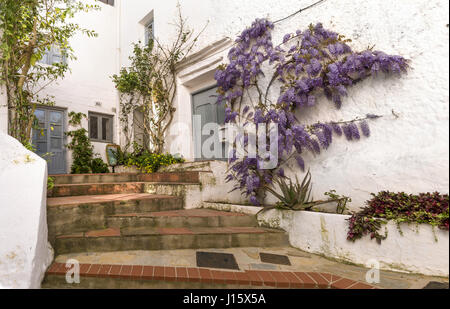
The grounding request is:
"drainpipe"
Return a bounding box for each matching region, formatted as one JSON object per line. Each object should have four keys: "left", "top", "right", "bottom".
{"left": 115, "top": 0, "right": 122, "bottom": 148}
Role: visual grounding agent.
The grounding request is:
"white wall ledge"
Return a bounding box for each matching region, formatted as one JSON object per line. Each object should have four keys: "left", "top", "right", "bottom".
{"left": 257, "top": 209, "right": 449, "bottom": 277}
{"left": 0, "top": 133, "right": 53, "bottom": 288}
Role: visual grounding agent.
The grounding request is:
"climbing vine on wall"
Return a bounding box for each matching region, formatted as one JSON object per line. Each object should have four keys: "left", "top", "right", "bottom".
{"left": 215, "top": 19, "right": 409, "bottom": 206}
{"left": 66, "top": 112, "right": 109, "bottom": 174}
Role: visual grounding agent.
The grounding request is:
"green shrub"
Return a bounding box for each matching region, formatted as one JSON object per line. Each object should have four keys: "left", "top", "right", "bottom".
{"left": 47, "top": 176, "right": 55, "bottom": 190}
{"left": 116, "top": 143, "right": 184, "bottom": 173}
{"left": 66, "top": 112, "right": 94, "bottom": 174}
{"left": 126, "top": 151, "right": 184, "bottom": 173}
{"left": 66, "top": 111, "right": 111, "bottom": 174}
{"left": 91, "top": 157, "right": 110, "bottom": 174}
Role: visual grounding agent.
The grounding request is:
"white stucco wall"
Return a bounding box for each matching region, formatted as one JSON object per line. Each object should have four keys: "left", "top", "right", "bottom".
{"left": 0, "top": 132, "right": 53, "bottom": 289}
{"left": 257, "top": 209, "right": 449, "bottom": 277}
{"left": 149, "top": 0, "right": 449, "bottom": 210}
{"left": 37, "top": 0, "right": 120, "bottom": 169}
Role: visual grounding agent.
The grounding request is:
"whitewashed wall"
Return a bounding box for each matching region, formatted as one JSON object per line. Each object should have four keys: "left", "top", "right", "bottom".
{"left": 135, "top": 0, "right": 449, "bottom": 210}
{"left": 1, "top": 0, "right": 447, "bottom": 206}
{"left": 0, "top": 133, "right": 53, "bottom": 288}
{"left": 258, "top": 209, "right": 449, "bottom": 277}
{"left": 37, "top": 0, "right": 120, "bottom": 169}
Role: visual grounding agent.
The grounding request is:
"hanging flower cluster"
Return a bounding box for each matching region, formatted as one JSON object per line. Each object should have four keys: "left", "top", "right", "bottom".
{"left": 215, "top": 19, "right": 409, "bottom": 206}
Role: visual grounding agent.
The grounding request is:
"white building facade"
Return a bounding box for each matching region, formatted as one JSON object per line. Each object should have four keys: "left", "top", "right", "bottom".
{"left": 0, "top": 0, "right": 448, "bottom": 209}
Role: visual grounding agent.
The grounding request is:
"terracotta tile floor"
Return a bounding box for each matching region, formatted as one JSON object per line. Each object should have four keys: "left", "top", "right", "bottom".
{"left": 53, "top": 247, "right": 449, "bottom": 289}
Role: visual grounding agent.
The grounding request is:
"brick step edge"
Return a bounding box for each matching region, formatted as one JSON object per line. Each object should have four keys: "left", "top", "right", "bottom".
{"left": 46, "top": 262, "right": 378, "bottom": 289}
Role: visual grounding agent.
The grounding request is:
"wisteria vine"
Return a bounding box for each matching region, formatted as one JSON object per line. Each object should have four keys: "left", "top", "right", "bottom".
{"left": 215, "top": 19, "right": 409, "bottom": 206}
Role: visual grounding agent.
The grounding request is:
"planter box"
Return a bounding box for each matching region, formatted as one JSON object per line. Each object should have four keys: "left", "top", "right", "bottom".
{"left": 257, "top": 209, "right": 449, "bottom": 277}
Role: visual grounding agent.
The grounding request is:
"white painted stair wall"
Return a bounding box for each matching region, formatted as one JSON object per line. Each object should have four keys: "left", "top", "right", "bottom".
{"left": 0, "top": 132, "right": 53, "bottom": 288}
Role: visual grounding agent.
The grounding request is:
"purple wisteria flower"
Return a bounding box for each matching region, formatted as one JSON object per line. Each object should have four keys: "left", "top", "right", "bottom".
{"left": 215, "top": 18, "right": 409, "bottom": 205}
{"left": 360, "top": 121, "right": 371, "bottom": 137}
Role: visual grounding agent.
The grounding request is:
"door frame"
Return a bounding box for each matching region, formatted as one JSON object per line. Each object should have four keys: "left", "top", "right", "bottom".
{"left": 33, "top": 105, "right": 68, "bottom": 175}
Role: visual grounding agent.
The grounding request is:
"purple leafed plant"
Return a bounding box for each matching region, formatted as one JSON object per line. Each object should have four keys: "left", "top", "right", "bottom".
{"left": 215, "top": 19, "right": 409, "bottom": 206}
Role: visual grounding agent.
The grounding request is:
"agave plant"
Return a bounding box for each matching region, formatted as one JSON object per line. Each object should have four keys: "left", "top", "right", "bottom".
{"left": 265, "top": 170, "right": 314, "bottom": 210}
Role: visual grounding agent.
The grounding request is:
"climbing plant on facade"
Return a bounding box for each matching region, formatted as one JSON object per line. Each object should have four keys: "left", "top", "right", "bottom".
{"left": 112, "top": 6, "right": 206, "bottom": 153}
{"left": 215, "top": 19, "right": 409, "bottom": 206}
{"left": 0, "top": 0, "right": 98, "bottom": 145}
{"left": 66, "top": 111, "right": 109, "bottom": 174}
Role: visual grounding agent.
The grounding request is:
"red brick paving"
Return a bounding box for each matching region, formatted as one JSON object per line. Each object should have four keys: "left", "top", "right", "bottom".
{"left": 293, "top": 272, "right": 317, "bottom": 288}
{"left": 85, "top": 264, "right": 101, "bottom": 277}
{"left": 153, "top": 266, "right": 165, "bottom": 281}
{"left": 245, "top": 270, "right": 264, "bottom": 286}
{"left": 142, "top": 266, "right": 154, "bottom": 280}
{"left": 187, "top": 268, "right": 201, "bottom": 282}
{"left": 175, "top": 267, "right": 189, "bottom": 282}
{"left": 198, "top": 268, "right": 213, "bottom": 283}
{"left": 97, "top": 265, "right": 112, "bottom": 278}
{"left": 79, "top": 264, "right": 92, "bottom": 276}
{"left": 307, "top": 272, "right": 329, "bottom": 287}
{"left": 269, "top": 271, "right": 291, "bottom": 288}
{"left": 165, "top": 266, "right": 176, "bottom": 282}
{"left": 234, "top": 271, "right": 251, "bottom": 286}
{"left": 130, "top": 265, "right": 144, "bottom": 279}
{"left": 119, "top": 265, "right": 133, "bottom": 278}
{"left": 331, "top": 277, "right": 359, "bottom": 289}
{"left": 47, "top": 262, "right": 379, "bottom": 289}
{"left": 109, "top": 265, "right": 122, "bottom": 278}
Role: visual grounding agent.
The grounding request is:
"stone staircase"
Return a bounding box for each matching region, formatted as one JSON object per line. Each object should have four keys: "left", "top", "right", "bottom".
{"left": 43, "top": 171, "right": 289, "bottom": 288}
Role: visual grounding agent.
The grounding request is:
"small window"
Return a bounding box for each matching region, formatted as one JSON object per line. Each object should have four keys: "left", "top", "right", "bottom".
{"left": 89, "top": 112, "right": 113, "bottom": 143}
{"left": 98, "top": 0, "right": 114, "bottom": 6}
{"left": 40, "top": 45, "right": 67, "bottom": 65}
{"left": 145, "top": 20, "right": 154, "bottom": 45}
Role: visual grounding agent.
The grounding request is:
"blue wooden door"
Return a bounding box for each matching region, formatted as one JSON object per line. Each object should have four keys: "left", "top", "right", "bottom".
{"left": 32, "top": 108, "right": 66, "bottom": 174}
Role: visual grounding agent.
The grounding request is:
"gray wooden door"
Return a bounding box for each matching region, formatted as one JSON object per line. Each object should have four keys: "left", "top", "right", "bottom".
{"left": 192, "top": 86, "right": 226, "bottom": 160}
{"left": 32, "top": 108, "right": 66, "bottom": 174}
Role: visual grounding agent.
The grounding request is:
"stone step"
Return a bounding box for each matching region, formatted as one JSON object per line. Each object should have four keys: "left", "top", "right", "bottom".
{"left": 48, "top": 182, "right": 146, "bottom": 198}
{"left": 54, "top": 227, "right": 289, "bottom": 254}
{"left": 106, "top": 209, "right": 258, "bottom": 229}
{"left": 52, "top": 171, "right": 200, "bottom": 185}
{"left": 159, "top": 161, "right": 212, "bottom": 173}
{"left": 47, "top": 194, "right": 183, "bottom": 241}
{"left": 48, "top": 181, "right": 202, "bottom": 198}
{"left": 143, "top": 182, "right": 201, "bottom": 196}
{"left": 42, "top": 262, "right": 376, "bottom": 289}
